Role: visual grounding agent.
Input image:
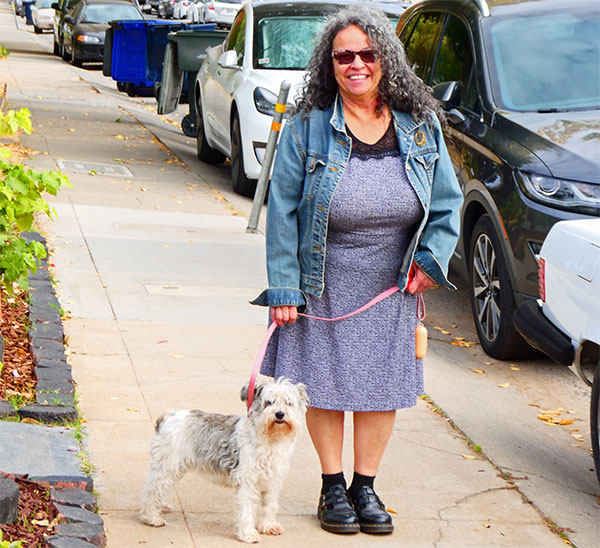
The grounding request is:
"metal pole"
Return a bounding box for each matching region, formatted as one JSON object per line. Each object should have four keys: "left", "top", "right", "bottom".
{"left": 246, "top": 80, "right": 290, "bottom": 234}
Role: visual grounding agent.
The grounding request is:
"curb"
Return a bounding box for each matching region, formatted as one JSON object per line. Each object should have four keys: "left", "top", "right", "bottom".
{"left": 0, "top": 475, "right": 105, "bottom": 547}
{"left": 1, "top": 233, "right": 106, "bottom": 546}
{"left": 19, "top": 232, "right": 77, "bottom": 423}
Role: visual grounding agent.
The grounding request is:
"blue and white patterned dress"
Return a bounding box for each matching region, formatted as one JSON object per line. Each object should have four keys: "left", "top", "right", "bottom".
{"left": 261, "top": 122, "right": 425, "bottom": 411}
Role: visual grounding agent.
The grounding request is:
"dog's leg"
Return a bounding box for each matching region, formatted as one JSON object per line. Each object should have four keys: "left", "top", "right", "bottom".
{"left": 257, "top": 480, "right": 283, "bottom": 535}
{"left": 236, "top": 479, "right": 261, "bottom": 543}
{"left": 139, "top": 454, "right": 186, "bottom": 527}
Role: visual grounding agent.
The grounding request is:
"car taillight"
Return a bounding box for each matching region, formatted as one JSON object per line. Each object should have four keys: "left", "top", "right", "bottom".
{"left": 538, "top": 257, "right": 545, "bottom": 302}
{"left": 208, "top": 5, "right": 214, "bottom": 10}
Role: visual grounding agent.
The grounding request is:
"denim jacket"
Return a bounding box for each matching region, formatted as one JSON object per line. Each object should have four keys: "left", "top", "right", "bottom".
{"left": 251, "top": 95, "right": 464, "bottom": 309}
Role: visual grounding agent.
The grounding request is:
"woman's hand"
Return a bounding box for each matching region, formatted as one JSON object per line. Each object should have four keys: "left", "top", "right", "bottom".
{"left": 406, "top": 264, "right": 436, "bottom": 294}
{"left": 270, "top": 306, "right": 298, "bottom": 327}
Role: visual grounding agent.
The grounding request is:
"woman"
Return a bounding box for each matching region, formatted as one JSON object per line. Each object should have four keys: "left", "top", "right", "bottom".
{"left": 251, "top": 5, "right": 463, "bottom": 535}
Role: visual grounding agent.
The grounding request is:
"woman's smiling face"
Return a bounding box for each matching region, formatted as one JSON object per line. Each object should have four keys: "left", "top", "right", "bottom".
{"left": 331, "top": 25, "right": 382, "bottom": 104}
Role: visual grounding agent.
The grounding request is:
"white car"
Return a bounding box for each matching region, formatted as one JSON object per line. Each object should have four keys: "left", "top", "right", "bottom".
{"left": 195, "top": 0, "right": 399, "bottom": 196}
{"left": 172, "top": 0, "right": 192, "bottom": 18}
{"left": 514, "top": 218, "right": 600, "bottom": 485}
{"left": 187, "top": 0, "right": 217, "bottom": 24}
{"left": 31, "top": 0, "right": 55, "bottom": 32}
{"left": 208, "top": 0, "right": 244, "bottom": 27}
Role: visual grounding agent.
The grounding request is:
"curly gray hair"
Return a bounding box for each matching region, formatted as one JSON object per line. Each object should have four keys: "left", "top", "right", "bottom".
{"left": 295, "top": 4, "right": 443, "bottom": 125}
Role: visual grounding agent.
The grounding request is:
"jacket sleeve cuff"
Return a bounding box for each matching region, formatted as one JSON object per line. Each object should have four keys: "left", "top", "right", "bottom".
{"left": 250, "top": 287, "right": 307, "bottom": 308}
{"left": 413, "top": 250, "right": 457, "bottom": 290}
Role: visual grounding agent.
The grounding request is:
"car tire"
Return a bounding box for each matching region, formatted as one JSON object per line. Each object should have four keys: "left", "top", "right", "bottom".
{"left": 117, "top": 81, "right": 127, "bottom": 92}
{"left": 53, "top": 40, "right": 59, "bottom": 55}
{"left": 196, "top": 93, "right": 225, "bottom": 164}
{"left": 469, "top": 215, "right": 534, "bottom": 359}
{"left": 34, "top": 24, "right": 41, "bottom": 34}
{"left": 61, "top": 40, "right": 69, "bottom": 61}
{"left": 71, "top": 42, "right": 82, "bottom": 67}
{"left": 592, "top": 362, "right": 600, "bottom": 485}
{"left": 230, "top": 113, "right": 256, "bottom": 197}
{"left": 126, "top": 83, "right": 137, "bottom": 97}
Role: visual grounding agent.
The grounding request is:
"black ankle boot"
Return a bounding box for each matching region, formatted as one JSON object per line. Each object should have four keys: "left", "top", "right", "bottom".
{"left": 351, "top": 486, "right": 394, "bottom": 534}
{"left": 317, "top": 484, "right": 360, "bottom": 534}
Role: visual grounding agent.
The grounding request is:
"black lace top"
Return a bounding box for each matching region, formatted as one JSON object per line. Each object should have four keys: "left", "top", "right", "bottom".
{"left": 346, "top": 121, "right": 400, "bottom": 160}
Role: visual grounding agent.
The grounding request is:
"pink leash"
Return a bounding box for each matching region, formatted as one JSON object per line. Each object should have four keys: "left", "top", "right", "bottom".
{"left": 246, "top": 285, "right": 402, "bottom": 413}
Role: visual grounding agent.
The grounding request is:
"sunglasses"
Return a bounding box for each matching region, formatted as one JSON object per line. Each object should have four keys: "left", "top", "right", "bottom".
{"left": 331, "top": 48, "right": 379, "bottom": 65}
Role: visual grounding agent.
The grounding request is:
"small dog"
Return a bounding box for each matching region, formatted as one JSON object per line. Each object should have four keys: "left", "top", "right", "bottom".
{"left": 139, "top": 377, "right": 309, "bottom": 543}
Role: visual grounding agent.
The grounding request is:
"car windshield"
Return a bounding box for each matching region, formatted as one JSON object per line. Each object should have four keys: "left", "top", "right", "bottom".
{"left": 80, "top": 3, "right": 140, "bottom": 23}
{"left": 484, "top": 7, "right": 600, "bottom": 111}
{"left": 37, "top": 0, "right": 54, "bottom": 7}
{"left": 253, "top": 14, "right": 326, "bottom": 70}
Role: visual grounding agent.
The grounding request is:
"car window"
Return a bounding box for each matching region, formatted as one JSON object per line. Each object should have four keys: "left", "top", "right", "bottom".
{"left": 253, "top": 14, "right": 326, "bottom": 70}
{"left": 37, "top": 0, "right": 54, "bottom": 8}
{"left": 485, "top": 8, "right": 600, "bottom": 111}
{"left": 431, "top": 15, "right": 475, "bottom": 108}
{"left": 402, "top": 12, "right": 445, "bottom": 80}
{"left": 225, "top": 10, "right": 245, "bottom": 65}
{"left": 70, "top": 0, "right": 83, "bottom": 18}
{"left": 79, "top": 3, "right": 140, "bottom": 23}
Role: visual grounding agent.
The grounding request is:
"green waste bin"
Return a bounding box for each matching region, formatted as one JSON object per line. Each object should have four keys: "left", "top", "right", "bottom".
{"left": 158, "top": 28, "right": 227, "bottom": 136}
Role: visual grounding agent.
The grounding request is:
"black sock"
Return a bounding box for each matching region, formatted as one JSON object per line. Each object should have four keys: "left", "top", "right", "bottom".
{"left": 321, "top": 472, "right": 346, "bottom": 494}
{"left": 348, "top": 472, "right": 375, "bottom": 499}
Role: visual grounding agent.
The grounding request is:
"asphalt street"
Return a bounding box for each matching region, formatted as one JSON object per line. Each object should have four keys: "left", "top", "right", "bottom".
{"left": 1, "top": 4, "right": 599, "bottom": 547}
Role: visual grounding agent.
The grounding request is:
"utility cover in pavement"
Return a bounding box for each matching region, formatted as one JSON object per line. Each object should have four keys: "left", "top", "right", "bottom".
{"left": 56, "top": 160, "right": 133, "bottom": 177}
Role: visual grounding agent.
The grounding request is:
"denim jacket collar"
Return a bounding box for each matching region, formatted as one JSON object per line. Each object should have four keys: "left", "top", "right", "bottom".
{"left": 330, "top": 93, "right": 427, "bottom": 135}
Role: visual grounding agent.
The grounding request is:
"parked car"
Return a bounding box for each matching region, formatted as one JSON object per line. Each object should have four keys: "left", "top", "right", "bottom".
{"left": 172, "top": 0, "right": 192, "bottom": 19}
{"left": 31, "top": 0, "right": 55, "bottom": 32}
{"left": 51, "top": 0, "right": 82, "bottom": 57}
{"left": 208, "top": 0, "right": 243, "bottom": 28}
{"left": 61, "top": 0, "right": 143, "bottom": 66}
{"left": 194, "top": 0, "right": 402, "bottom": 196}
{"left": 188, "top": 0, "right": 216, "bottom": 24}
{"left": 513, "top": 218, "right": 600, "bottom": 484}
{"left": 156, "top": 0, "right": 176, "bottom": 17}
{"left": 396, "top": 0, "right": 600, "bottom": 359}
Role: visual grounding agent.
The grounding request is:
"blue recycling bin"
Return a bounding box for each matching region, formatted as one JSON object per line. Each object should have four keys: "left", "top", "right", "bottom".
{"left": 23, "top": 0, "right": 34, "bottom": 25}
{"left": 110, "top": 20, "right": 153, "bottom": 87}
{"left": 145, "top": 22, "right": 215, "bottom": 83}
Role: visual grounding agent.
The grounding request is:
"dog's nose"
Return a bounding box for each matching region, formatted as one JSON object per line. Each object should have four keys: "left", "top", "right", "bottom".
{"left": 275, "top": 411, "right": 285, "bottom": 420}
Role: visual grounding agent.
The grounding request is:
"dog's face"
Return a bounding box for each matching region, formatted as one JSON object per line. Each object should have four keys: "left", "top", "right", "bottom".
{"left": 241, "top": 378, "right": 309, "bottom": 441}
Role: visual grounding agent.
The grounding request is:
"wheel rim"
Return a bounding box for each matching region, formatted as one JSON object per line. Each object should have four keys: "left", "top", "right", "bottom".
{"left": 472, "top": 232, "right": 501, "bottom": 342}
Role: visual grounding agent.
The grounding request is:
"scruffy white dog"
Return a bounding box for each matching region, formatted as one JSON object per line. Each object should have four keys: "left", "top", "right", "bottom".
{"left": 139, "top": 377, "right": 309, "bottom": 543}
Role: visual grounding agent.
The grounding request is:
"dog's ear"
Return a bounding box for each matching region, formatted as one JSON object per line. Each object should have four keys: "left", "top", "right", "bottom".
{"left": 296, "top": 383, "right": 310, "bottom": 408}
{"left": 240, "top": 382, "right": 263, "bottom": 404}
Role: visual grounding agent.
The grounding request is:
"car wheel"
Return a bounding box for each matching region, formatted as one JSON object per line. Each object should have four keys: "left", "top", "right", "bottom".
{"left": 196, "top": 92, "right": 225, "bottom": 164}
{"left": 71, "top": 41, "right": 82, "bottom": 67}
{"left": 230, "top": 113, "right": 256, "bottom": 197}
{"left": 469, "top": 215, "right": 533, "bottom": 359}
{"left": 126, "top": 83, "right": 138, "bottom": 97}
{"left": 117, "top": 81, "right": 127, "bottom": 92}
{"left": 34, "top": 24, "right": 41, "bottom": 34}
{"left": 592, "top": 363, "right": 600, "bottom": 485}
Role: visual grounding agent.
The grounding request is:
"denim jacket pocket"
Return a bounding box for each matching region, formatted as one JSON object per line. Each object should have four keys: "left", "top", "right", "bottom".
{"left": 304, "top": 154, "right": 327, "bottom": 198}
{"left": 411, "top": 151, "right": 439, "bottom": 185}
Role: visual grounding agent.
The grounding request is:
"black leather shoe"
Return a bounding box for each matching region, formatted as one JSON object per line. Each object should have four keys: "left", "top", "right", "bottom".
{"left": 317, "top": 484, "right": 360, "bottom": 534}
{"left": 352, "top": 486, "right": 394, "bottom": 534}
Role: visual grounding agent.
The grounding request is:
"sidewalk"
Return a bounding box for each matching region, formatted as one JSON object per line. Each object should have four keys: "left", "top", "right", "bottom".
{"left": 0, "top": 6, "right": 568, "bottom": 546}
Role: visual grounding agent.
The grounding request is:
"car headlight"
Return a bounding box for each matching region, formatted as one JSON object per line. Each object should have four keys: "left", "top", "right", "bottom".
{"left": 253, "top": 87, "right": 292, "bottom": 119}
{"left": 515, "top": 171, "right": 600, "bottom": 216}
{"left": 76, "top": 34, "right": 101, "bottom": 43}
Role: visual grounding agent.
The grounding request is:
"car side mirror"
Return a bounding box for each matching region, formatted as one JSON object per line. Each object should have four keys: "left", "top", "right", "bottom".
{"left": 64, "top": 14, "right": 73, "bottom": 23}
{"left": 217, "top": 50, "right": 240, "bottom": 69}
{"left": 433, "top": 81, "right": 466, "bottom": 125}
{"left": 51, "top": 2, "right": 58, "bottom": 8}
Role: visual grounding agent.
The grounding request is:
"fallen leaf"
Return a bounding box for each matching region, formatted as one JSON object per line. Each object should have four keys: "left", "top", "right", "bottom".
{"left": 510, "top": 366, "right": 520, "bottom": 371}
{"left": 386, "top": 508, "right": 398, "bottom": 514}
{"left": 462, "top": 454, "right": 477, "bottom": 460}
{"left": 482, "top": 523, "right": 491, "bottom": 528}
{"left": 127, "top": 407, "right": 139, "bottom": 412}
{"left": 498, "top": 382, "right": 510, "bottom": 388}
{"left": 31, "top": 519, "right": 50, "bottom": 526}
{"left": 440, "top": 329, "right": 451, "bottom": 335}
{"left": 541, "top": 408, "right": 563, "bottom": 415}
{"left": 471, "top": 369, "right": 486, "bottom": 374}
{"left": 559, "top": 419, "right": 574, "bottom": 425}
{"left": 454, "top": 337, "right": 465, "bottom": 341}
{"left": 114, "top": 134, "right": 125, "bottom": 140}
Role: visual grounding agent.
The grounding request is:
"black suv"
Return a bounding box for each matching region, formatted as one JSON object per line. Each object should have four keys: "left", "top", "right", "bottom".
{"left": 396, "top": 0, "right": 600, "bottom": 359}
